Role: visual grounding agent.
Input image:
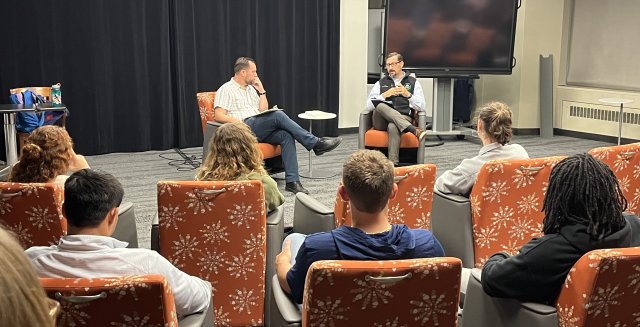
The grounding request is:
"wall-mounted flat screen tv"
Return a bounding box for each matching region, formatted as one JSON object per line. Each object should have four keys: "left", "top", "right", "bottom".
{"left": 384, "top": 0, "right": 519, "bottom": 77}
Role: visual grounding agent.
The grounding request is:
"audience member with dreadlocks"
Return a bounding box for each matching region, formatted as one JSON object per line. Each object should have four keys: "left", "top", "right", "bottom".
{"left": 481, "top": 153, "right": 640, "bottom": 305}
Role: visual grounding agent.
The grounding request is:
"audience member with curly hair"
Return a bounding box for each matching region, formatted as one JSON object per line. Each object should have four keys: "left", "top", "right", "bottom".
{"left": 435, "top": 101, "right": 529, "bottom": 196}
{"left": 9, "top": 125, "right": 89, "bottom": 185}
{"left": 0, "top": 227, "right": 58, "bottom": 327}
{"left": 196, "top": 122, "right": 284, "bottom": 211}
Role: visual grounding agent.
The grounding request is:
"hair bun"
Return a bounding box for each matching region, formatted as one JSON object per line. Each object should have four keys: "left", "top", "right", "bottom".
{"left": 20, "top": 143, "right": 43, "bottom": 160}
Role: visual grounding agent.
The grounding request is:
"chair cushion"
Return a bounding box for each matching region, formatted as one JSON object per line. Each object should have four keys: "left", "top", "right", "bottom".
{"left": 257, "top": 143, "right": 282, "bottom": 160}
{"left": 364, "top": 129, "right": 419, "bottom": 148}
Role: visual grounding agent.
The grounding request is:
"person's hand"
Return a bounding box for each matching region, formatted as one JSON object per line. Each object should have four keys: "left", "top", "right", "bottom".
{"left": 399, "top": 85, "right": 411, "bottom": 97}
{"left": 253, "top": 77, "right": 266, "bottom": 93}
{"left": 382, "top": 87, "right": 401, "bottom": 99}
{"left": 276, "top": 239, "right": 292, "bottom": 265}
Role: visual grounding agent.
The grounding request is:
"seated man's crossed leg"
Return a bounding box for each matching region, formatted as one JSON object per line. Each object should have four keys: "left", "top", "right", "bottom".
{"left": 373, "top": 103, "right": 424, "bottom": 165}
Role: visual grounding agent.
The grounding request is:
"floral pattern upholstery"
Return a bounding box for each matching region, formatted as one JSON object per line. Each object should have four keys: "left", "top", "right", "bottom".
{"left": 556, "top": 247, "right": 640, "bottom": 327}
{"left": 0, "top": 182, "right": 65, "bottom": 248}
{"left": 589, "top": 143, "right": 640, "bottom": 216}
{"left": 197, "top": 91, "right": 217, "bottom": 135}
{"left": 334, "top": 164, "right": 436, "bottom": 229}
{"left": 469, "top": 157, "right": 565, "bottom": 268}
{"left": 40, "top": 274, "right": 178, "bottom": 327}
{"left": 157, "top": 180, "right": 267, "bottom": 326}
{"left": 301, "top": 258, "right": 462, "bottom": 327}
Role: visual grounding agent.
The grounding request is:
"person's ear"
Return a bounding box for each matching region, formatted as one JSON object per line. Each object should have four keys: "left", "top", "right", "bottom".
{"left": 477, "top": 118, "right": 483, "bottom": 133}
{"left": 338, "top": 184, "right": 350, "bottom": 202}
{"left": 106, "top": 207, "right": 119, "bottom": 235}
{"left": 389, "top": 183, "right": 399, "bottom": 201}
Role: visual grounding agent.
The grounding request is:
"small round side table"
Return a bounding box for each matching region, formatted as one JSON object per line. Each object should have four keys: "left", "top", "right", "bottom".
{"left": 598, "top": 98, "right": 634, "bottom": 145}
{"left": 297, "top": 110, "right": 338, "bottom": 179}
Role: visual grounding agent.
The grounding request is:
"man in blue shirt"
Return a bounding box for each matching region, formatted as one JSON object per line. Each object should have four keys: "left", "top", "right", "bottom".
{"left": 275, "top": 150, "right": 445, "bottom": 304}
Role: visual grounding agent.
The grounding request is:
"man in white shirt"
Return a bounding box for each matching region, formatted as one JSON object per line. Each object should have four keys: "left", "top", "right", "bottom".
{"left": 214, "top": 57, "right": 342, "bottom": 194}
{"left": 366, "top": 52, "right": 427, "bottom": 165}
{"left": 25, "top": 169, "right": 211, "bottom": 318}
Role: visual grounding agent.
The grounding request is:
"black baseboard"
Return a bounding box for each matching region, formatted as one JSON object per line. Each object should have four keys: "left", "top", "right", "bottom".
{"left": 338, "top": 127, "right": 359, "bottom": 135}
{"left": 513, "top": 128, "right": 540, "bottom": 136}
{"left": 553, "top": 128, "right": 639, "bottom": 144}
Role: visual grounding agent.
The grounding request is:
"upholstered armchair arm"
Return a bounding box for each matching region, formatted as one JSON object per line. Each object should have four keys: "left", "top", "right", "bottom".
{"left": 358, "top": 110, "right": 373, "bottom": 149}
{"left": 292, "top": 193, "right": 335, "bottom": 235}
{"left": 431, "top": 190, "right": 475, "bottom": 268}
{"left": 461, "top": 270, "right": 558, "bottom": 327}
{"left": 202, "top": 121, "right": 224, "bottom": 160}
{"left": 112, "top": 202, "right": 139, "bottom": 248}
{"left": 270, "top": 274, "right": 302, "bottom": 326}
{"left": 416, "top": 111, "right": 427, "bottom": 163}
{"left": 265, "top": 204, "right": 285, "bottom": 325}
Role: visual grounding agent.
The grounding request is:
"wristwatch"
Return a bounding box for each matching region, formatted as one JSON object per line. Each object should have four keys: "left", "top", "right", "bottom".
{"left": 258, "top": 91, "right": 267, "bottom": 96}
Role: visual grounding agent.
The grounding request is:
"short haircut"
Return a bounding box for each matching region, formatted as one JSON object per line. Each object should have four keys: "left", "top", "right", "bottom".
{"left": 234, "top": 57, "right": 256, "bottom": 74}
{"left": 477, "top": 101, "right": 513, "bottom": 145}
{"left": 63, "top": 169, "right": 124, "bottom": 228}
{"left": 342, "top": 150, "right": 394, "bottom": 213}
{"left": 542, "top": 153, "right": 627, "bottom": 240}
{"left": 386, "top": 52, "right": 404, "bottom": 62}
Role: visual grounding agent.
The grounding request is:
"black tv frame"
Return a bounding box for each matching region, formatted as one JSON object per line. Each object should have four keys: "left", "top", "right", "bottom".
{"left": 383, "top": 0, "right": 519, "bottom": 78}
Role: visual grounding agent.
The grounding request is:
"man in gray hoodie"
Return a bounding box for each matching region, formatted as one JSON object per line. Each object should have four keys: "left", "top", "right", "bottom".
{"left": 275, "top": 150, "right": 444, "bottom": 304}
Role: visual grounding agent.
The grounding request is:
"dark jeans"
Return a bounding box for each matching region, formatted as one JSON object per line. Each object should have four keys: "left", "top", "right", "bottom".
{"left": 245, "top": 111, "right": 318, "bottom": 183}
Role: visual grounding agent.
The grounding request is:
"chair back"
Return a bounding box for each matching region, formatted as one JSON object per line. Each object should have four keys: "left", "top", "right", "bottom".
{"left": 197, "top": 91, "right": 216, "bottom": 135}
{"left": 302, "top": 258, "right": 462, "bottom": 327}
{"left": 589, "top": 143, "right": 640, "bottom": 215}
{"left": 41, "top": 274, "right": 178, "bottom": 327}
{"left": 157, "top": 180, "right": 267, "bottom": 326}
{"left": 10, "top": 86, "right": 52, "bottom": 100}
{"left": 0, "top": 182, "right": 66, "bottom": 247}
{"left": 469, "top": 156, "right": 565, "bottom": 268}
{"left": 556, "top": 247, "right": 640, "bottom": 327}
{"left": 334, "top": 164, "right": 436, "bottom": 229}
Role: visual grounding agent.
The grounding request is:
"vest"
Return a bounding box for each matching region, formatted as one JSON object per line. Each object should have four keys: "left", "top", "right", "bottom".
{"left": 378, "top": 71, "right": 416, "bottom": 116}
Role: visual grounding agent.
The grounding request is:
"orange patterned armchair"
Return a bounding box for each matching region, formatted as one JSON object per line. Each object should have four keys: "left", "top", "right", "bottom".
{"left": 432, "top": 156, "right": 565, "bottom": 268}
{"left": 157, "top": 180, "right": 281, "bottom": 326}
{"left": 334, "top": 163, "right": 437, "bottom": 228}
{"left": 589, "top": 143, "right": 640, "bottom": 215}
{"left": 0, "top": 182, "right": 65, "bottom": 247}
{"left": 197, "top": 91, "right": 283, "bottom": 174}
{"left": 41, "top": 274, "right": 180, "bottom": 327}
{"left": 288, "top": 164, "right": 437, "bottom": 238}
{"left": 271, "top": 258, "right": 462, "bottom": 327}
{"left": 461, "top": 247, "right": 640, "bottom": 327}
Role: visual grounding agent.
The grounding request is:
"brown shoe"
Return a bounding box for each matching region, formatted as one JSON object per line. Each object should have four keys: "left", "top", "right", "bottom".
{"left": 413, "top": 127, "right": 427, "bottom": 142}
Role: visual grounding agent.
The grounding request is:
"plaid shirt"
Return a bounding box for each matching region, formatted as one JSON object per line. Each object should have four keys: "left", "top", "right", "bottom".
{"left": 214, "top": 78, "right": 261, "bottom": 120}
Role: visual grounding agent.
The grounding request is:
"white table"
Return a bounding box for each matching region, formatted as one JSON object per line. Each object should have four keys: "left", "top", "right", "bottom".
{"left": 297, "top": 110, "right": 338, "bottom": 179}
{"left": 598, "top": 98, "right": 634, "bottom": 145}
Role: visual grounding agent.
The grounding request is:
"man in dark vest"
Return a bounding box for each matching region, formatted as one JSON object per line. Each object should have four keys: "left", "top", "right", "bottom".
{"left": 366, "top": 52, "right": 427, "bottom": 165}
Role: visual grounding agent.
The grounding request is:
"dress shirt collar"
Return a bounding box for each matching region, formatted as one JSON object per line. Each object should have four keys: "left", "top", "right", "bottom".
{"left": 57, "top": 234, "right": 129, "bottom": 251}
{"left": 230, "top": 77, "right": 249, "bottom": 90}
{"left": 478, "top": 142, "right": 503, "bottom": 156}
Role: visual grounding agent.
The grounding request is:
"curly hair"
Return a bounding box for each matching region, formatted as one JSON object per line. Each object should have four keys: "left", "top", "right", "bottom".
{"left": 10, "top": 126, "right": 75, "bottom": 183}
{"left": 196, "top": 122, "right": 267, "bottom": 181}
{"left": 542, "top": 153, "right": 627, "bottom": 240}
{"left": 477, "top": 101, "right": 513, "bottom": 145}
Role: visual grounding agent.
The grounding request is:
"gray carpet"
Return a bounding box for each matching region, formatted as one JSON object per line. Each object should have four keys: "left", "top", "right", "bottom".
{"left": 85, "top": 133, "right": 612, "bottom": 249}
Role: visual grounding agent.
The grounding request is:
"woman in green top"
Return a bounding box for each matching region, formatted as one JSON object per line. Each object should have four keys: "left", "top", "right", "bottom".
{"left": 196, "top": 122, "right": 285, "bottom": 211}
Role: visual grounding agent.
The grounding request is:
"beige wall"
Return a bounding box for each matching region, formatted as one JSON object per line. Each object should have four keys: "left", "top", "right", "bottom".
{"left": 475, "top": 0, "right": 565, "bottom": 129}
{"left": 338, "top": 0, "right": 368, "bottom": 128}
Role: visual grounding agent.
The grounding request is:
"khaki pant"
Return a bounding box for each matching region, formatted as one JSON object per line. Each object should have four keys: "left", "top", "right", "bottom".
{"left": 372, "top": 103, "right": 413, "bottom": 163}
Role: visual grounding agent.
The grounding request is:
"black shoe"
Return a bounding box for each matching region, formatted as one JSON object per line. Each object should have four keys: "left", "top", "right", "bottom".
{"left": 313, "top": 137, "right": 342, "bottom": 156}
{"left": 285, "top": 181, "right": 309, "bottom": 194}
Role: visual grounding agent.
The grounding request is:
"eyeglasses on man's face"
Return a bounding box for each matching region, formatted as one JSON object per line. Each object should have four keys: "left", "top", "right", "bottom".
{"left": 385, "top": 61, "right": 402, "bottom": 68}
